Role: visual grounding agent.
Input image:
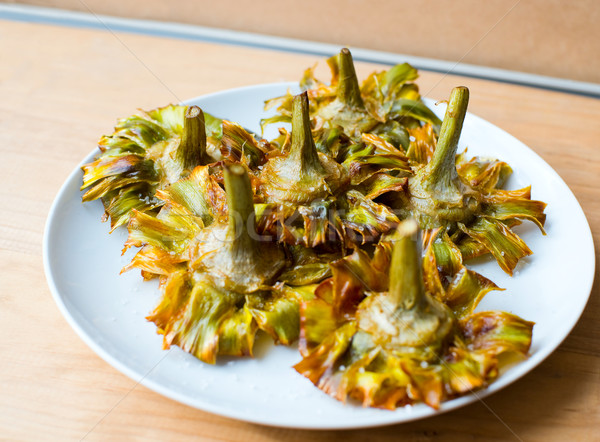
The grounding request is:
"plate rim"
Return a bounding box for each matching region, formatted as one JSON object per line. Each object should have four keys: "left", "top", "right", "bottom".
{"left": 43, "top": 81, "right": 596, "bottom": 429}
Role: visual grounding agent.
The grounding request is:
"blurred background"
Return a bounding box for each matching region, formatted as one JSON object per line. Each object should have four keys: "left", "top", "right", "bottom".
{"left": 4, "top": 0, "right": 599, "bottom": 84}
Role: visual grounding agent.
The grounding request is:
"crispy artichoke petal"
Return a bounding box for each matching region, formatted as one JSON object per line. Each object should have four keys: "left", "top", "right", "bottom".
{"left": 328, "top": 243, "right": 391, "bottom": 313}
{"left": 102, "top": 183, "right": 158, "bottom": 230}
{"left": 113, "top": 114, "right": 169, "bottom": 147}
{"left": 246, "top": 291, "right": 300, "bottom": 345}
{"left": 81, "top": 155, "right": 157, "bottom": 190}
{"left": 122, "top": 245, "right": 186, "bottom": 277}
{"left": 298, "top": 294, "right": 340, "bottom": 355}
{"left": 340, "top": 190, "right": 400, "bottom": 243}
{"left": 458, "top": 218, "right": 533, "bottom": 275}
{"left": 424, "top": 231, "right": 501, "bottom": 318}
{"left": 457, "top": 156, "right": 513, "bottom": 192}
{"left": 356, "top": 173, "right": 407, "bottom": 200}
{"left": 406, "top": 124, "right": 437, "bottom": 165}
{"left": 462, "top": 311, "right": 534, "bottom": 357}
{"left": 157, "top": 165, "right": 224, "bottom": 225}
{"left": 216, "top": 304, "right": 257, "bottom": 357}
{"left": 482, "top": 194, "right": 547, "bottom": 233}
{"left": 387, "top": 99, "right": 442, "bottom": 132}
{"left": 278, "top": 245, "right": 340, "bottom": 286}
{"left": 124, "top": 204, "right": 203, "bottom": 255}
{"left": 149, "top": 274, "right": 252, "bottom": 364}
{"left": 294, "top": 322, "right": 357, "bottom": 385}
{"left": 221, "top": 120, "right": 267, "bottom": 167}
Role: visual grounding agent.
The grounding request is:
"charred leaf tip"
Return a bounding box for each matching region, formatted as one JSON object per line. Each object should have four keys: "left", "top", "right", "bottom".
{"left": 295, "top": 91, "right": 309, "bottom": 104}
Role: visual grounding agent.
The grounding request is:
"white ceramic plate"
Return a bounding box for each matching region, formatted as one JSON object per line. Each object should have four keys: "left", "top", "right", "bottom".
{"left": 43, "top": 83, "right": 594, "bottom": 429}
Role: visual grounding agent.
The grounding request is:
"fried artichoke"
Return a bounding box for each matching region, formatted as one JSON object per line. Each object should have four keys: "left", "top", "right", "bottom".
{"left": 80, "top": 50, "right": 544, "bottom": 406}
{"left": 295, "top": 220, "right": 534, "bottom": 409}
{"left": 144, "top": 164, "right": 308, "bottom": 363}
{"left": 263, "top": 48, "right": 441, "bottom": 146}
{"left": 81, "top": 105, "right": 223, "bottom": 229}
{"left": 397, "top": 86, "right": 546, "bottom": 274}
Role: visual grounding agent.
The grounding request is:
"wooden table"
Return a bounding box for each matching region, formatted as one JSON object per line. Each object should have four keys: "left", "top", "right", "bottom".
{"left": 1, "top": 19, "right": 598, "bottom": 441}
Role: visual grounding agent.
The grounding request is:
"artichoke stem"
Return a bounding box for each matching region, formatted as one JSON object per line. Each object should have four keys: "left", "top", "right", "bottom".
{"left": 423, "top": 87, "right": 469, "bottom": 190}
{"left": 223, "top": 164, "right": 257, "bottom": 250}
{"left": 178, "top": 105, "right": 209, "bottom": 169}
{"left": 288, "top": 92, "right": 325, "bottom": 176}
{"left": 388, "top": 220, "right": 425, "bottom": 310}
{"left": 337, "top": 48, "right": 365, "bottom": 109}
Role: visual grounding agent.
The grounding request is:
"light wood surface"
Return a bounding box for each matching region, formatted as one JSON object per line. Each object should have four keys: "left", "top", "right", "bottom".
{"left": 8, "top": 0, "right": 600, "bottom": 84}
{"left": 1, "top": 19, "right": 599, "bottom": 441}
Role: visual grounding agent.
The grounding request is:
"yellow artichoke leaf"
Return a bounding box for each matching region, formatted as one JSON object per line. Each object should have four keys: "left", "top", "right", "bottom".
{"left": 216, "top": 304, "right": 258, "bottom": 357}
{"left": 278, "top": 245, "right": 341, "bottom": 286}
{"left": 379, "top": 63, "right": 420, "bottom": 99}
{"left": 440, "top": 351, "right": 487, "bottom": 395}
{"left": 146, "top": 270, "right": 190, "bottom": 333}
{"left": 369, "top": 120, "right": 412, "bottom": 150}
{"left": 462, "top": 311, "right": 534, "bottom": 358}
{"left": 145, "top": 104, "right": 186, "bottom": 134}
{"left": 401, "top": 360, "right": 444, "bottom": 409}
{"left": 339, "top": 190, "right": 400, "bottom": 243}
{"left": 157, "top": 165, "right": 224, "bottom": 226}
{"left": 124, "top": 206, "right": 202, "bottom": 255}
{"left": 97, "top": 135, "right": 145, "bottom": 155}
{"left": 113, "top": 114, "right": 169, "bottom": 147}
{"left": 277, "top": 261, "right": 331, "bottom": 286}
{"left": 345, "top": 155, "right": 411, "bottom": 186}
{"left": 81, "top": 155, "right": 157, "bottom": 190}
{"left": 329, "top": 243, "right": 391, "bottom": 313}
{"left": 259, "top": 114, "right": 291, "bottom": 134}
{"left": 457, "top": 157, "right": 513, "bottom": 192}
{"left": 456, "top": 234, "right": 490, "bottom": 262}
{"left": 294, "top": 321, "right": 357, "bottom": 385}
{"left": 356, "top": 173, "right": 407, "bottom": 200}
{"left": 423, "top": 230, "right": 502, "bottom": 319}
{"left": 361, "top": 132, "right": 408, "bottom": 156}
{"left": 154, "top": 278, "right": 247, "bottom": 364}
{"left": 314, "top": 127, "right": 351, "bottom": 159}
{"left": 298, "top": 293, "right": 342, "bottom": 355}
{"left": 458, "top": 218, "right": 532, "bottom": 275}
{"left": 146, "top": 104, "right": 224, "bottom": 141}
{"left": 121, "top": 245, "right": 186, "bottom": 277}
{"left": 82, "top": 175, "right": 150, "bottom": 202}
{"left": 246, "top": 290, "right": 300, "bottom": 346}
{"left": 444, "top": 268, "right": 502, "bottom": 319}
{"left": 102, "top": 183, "right": 159, "bottom": 230}
{"left": 481, "top": 197, "right": 547, "bottom": 233}
{"left": 406, "top": 124, "right": 437, "bottom": 165}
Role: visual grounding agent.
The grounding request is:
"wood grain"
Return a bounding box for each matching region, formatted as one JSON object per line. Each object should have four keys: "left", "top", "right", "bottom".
{"left": 7, "top": 0, "right": 600, "bottom": 84}
{"left": 1, "top": 19, "right": 599, "bottom": 441}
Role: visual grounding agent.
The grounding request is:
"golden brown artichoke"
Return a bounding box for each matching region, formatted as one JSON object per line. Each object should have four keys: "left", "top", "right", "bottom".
{"left": 295, "top": 220, "right": 533, "bottom": 409}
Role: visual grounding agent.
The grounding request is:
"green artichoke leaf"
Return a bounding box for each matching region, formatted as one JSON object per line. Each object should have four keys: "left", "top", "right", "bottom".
{"left": 386, "top": 99, "right": 442, "bottom": 133}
